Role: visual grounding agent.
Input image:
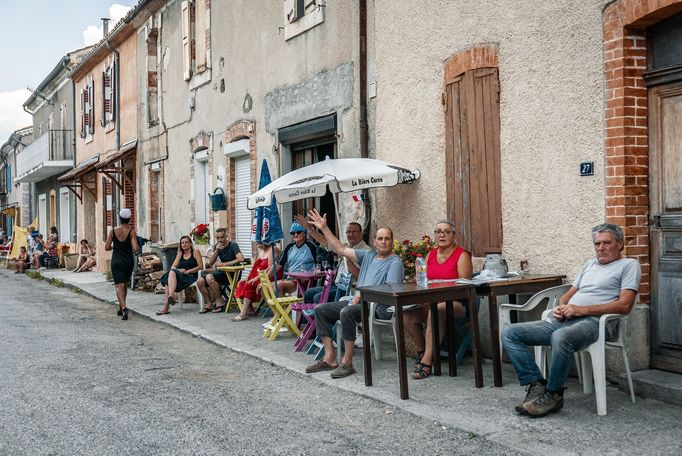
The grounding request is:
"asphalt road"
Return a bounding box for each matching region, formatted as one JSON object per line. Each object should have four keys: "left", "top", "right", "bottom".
{"left": 0, "top": 272, "right": 519, "bottom": 455}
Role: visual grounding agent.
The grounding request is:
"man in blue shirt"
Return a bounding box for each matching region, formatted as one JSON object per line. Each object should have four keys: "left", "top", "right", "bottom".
{"left": 304, "top": 209, "right": 403, "bottom": 379}
{"left": 269, "top": 221, "right": 317, "bottom": 296}
{"left": 503, "top": 223, "right": 641, "bottom": 417}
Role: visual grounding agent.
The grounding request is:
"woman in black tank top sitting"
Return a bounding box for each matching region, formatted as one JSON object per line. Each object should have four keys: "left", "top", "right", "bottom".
{"left": 105, "top": 208, "right": 139, "bottom": 320}
{"left": 156, "top": 235, "right": 204, "bottom": 315}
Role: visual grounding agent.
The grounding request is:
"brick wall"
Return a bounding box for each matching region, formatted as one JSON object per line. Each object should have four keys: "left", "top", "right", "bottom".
{"left": 224, "top": 120, "right": 256, "bottom": 238}
{"left": 602, "top": 0, "right": 682, "bottom": 304}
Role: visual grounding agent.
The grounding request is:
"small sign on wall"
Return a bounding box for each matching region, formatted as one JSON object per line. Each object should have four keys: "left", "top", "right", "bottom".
{"left": 580, "top": 161, "right": 594, "bottom": 176}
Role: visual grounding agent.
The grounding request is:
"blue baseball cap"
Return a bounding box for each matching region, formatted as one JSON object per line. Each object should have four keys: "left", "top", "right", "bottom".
{"left": 289, "top": 221, "right": 307, "bottom": 234}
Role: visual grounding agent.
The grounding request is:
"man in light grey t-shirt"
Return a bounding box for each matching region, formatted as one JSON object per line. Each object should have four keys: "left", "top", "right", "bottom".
{"left": 303, "top": 209, "right": 403, "bottom": 380}
{"left": 503, "top": 223, "right": 641, "bottom": 418}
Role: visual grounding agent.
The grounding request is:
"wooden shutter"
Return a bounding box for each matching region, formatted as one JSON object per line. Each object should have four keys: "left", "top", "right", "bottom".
{"left": 111, "top": 63, "right": 117, "bottom": 122}
{"left": 89, "top": 81, "right": 96, "bottom": 134}
{"left": 102, "top": 70, "right": 110, "bottom": 125}
{"left": 181, "top": 1, "right": 192, "bottom": 80}
{"left": 80, "top": 88, "right": 86, "bottom": 138}
{"left": 445, "top": 68, "right": 502, "bottom": 256}
{"left": 195, "top": 0, "right": 206, "bottom": 73}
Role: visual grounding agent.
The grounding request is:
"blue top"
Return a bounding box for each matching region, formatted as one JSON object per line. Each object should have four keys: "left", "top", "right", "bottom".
{"left": 279, "top": 240, "right": 317, "bottom": 273}
{"left": 355, "top": 249, "right": 404, "bottom": 288}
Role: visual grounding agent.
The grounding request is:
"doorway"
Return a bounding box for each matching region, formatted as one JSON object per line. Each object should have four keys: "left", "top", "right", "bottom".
{"left": 290, "top": 141, "right": 338, "bottom": 236}
{"left": 646, "top": 12, "right": 682, "bottom": 373}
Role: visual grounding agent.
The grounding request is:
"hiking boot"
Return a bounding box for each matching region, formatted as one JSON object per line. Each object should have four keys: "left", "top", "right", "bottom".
{"left": 514, "top": 380, "right": 546, "bottom": 413}
{"left": 521, "top": 389, "right": 564, "bottom": 417}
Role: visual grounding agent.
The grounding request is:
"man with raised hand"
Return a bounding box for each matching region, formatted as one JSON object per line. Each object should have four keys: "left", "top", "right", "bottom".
{"left": 304, "top": 209, "right": 403, "bottom": 379}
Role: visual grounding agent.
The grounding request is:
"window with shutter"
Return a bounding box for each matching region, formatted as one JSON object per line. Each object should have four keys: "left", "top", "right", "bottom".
{"left": 110, "top": 63, "right": 116, "bottom": 122}
{"left": 445, "top": 67, "right": 502, "bottom": 256}
{"left": 102, "top": 71, "right": 110, "bottom": 125}
{"left": 88, "top": 81, "right": 95, "bottom": 135}
{"left": 102, "top": 65, "right": 115, "bottom": 125}
{"left": 80, "top": 88, "right": 86, "bottom": 138}
{"left": 195, "top": 0, "right": 206, "bottom": 73}
{"left": 181, "top": 1, "right": 192, "bottom": 81}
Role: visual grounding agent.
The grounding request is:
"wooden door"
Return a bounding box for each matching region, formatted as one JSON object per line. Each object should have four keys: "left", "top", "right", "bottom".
{"left": 445, "top": 68, "right": 502, "bottom": 256}
{"left": 649, "top": 80, "right": 682, "bottom": 373}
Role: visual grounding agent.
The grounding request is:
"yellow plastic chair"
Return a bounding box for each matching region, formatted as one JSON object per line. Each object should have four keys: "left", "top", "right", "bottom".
{"left": 258, "top": 271, "right": 302, "bottom": 340}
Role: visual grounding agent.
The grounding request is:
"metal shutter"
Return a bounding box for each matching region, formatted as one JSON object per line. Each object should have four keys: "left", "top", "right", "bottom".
{"left": 235, "top": 156, "right": 252, "bottom": 274}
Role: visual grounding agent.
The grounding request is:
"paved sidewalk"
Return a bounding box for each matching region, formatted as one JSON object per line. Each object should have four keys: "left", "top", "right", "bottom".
{"left": 18, "top": 268, "right": 682, "bottom": 455}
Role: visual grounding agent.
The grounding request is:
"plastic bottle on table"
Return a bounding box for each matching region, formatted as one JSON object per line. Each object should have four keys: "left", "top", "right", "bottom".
{"left": 415, "top": 254, "right": 427, "bottom": 286}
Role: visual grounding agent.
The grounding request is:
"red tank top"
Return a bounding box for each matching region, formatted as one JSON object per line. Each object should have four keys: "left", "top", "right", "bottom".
{"left": 426, "top": 246, "right": 467, "bottom": 280}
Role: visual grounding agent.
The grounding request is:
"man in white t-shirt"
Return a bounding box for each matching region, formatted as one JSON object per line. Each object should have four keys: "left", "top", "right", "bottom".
{"left": 503, "top": 223, "right": 641, "bottom": 417}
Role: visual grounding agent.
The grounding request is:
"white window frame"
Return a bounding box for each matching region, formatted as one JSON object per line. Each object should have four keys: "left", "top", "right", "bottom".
{"left": 59, "top": 187, "right": 71, "bottom": 243}
{"left": 193, "top": 150, "right": 210, "bottom": 225}
{"left": 283, "top": 0, "right": 325, "bottom": 40}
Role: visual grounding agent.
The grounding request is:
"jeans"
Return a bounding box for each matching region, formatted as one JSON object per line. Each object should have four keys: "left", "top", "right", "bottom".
{"left": 502, "top": 316, "right": 600, "bottom": 392}
{"left": 315, "top": 301, "right": 392, "bottom": 342}
{"left": 304, "top": 285, "right": 338, "bottom": 304}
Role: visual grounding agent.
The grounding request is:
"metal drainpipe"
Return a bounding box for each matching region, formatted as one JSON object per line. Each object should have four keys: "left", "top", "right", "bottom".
{"left": 67, "top": 58, "right": 78, "bottom": 243}
{"left": 105, "top": 41, "right": 121, "bottom": 150}
{"left": 359, "top": 0, "right": 371, "bottom": 240}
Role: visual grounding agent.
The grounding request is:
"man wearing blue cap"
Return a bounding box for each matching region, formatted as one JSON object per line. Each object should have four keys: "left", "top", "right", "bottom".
{"left": 267, "top": 221, "right": 317, "bottom": 295}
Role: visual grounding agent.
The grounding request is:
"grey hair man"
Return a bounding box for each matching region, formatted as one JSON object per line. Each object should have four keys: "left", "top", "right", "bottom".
{"left": 502, "top": 223, "right": 641, "bottom": 417}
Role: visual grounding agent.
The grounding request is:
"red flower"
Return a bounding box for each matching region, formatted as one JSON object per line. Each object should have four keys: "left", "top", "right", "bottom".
{"left": 402, "top": 239, "right": 411, "bottom": 245}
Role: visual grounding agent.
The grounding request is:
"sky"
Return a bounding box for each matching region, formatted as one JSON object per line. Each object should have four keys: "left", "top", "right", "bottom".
{"left": 0, "top": 0, "right": 137, "bottom": 141}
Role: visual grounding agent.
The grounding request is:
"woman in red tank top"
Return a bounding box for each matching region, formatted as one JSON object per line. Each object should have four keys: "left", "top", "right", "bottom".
{"left": 403, "top": 221, "right": 473, "bottom": 379}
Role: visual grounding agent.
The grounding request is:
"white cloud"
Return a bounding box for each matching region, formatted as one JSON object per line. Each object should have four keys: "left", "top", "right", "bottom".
{"left": 83, "top": 4, "right": 133, "bottom": 46}
{"left": 0, "top": 89, "right": 32, "bottom": 142}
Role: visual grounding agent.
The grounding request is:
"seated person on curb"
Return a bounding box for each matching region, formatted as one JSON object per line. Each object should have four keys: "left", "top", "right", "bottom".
{"left": 40, "top": 234, "right": 59, "bottom": 267}
{"left": 156, "top": 235, "right": 204, "bottom": 315}
{"left": 74, "top": 239, "right": 97, "bottom": 272}
{"left": 31, "top": 234, "right": 45, "bottom": 269}
{"left": 266, "top": 221, "right": 317, "bottom": 296}
{"left": 294, "top": 215, "right": 370, "bottom": 304}
{"left": 11, "top": 246, "right": 30, "bottom": 273}
{"left": 305, "top": 208, "right": 403, "bottom": 379}
{"left": 403, "top": 220, "right": 473, "bottom": 380}
{"left": 197, "top": 228, "right": 244, "bottom": 313}
{"left": 502, "top": 223, "right": 641, "bottom": 418}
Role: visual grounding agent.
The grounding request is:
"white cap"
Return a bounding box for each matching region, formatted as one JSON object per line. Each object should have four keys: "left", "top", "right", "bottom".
{"left": 119, "top": 208, "right": 132, "bottom": 219}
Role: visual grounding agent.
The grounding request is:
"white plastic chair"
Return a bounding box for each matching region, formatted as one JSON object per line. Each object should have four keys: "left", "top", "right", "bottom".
{"left": 498, "top": 284, "right": 571, "bottom": 363}
{"left": 536, "top": 309, "right": 636, "bottom": 416}
{"left": 369, "top": 302, "right": 399, "bottom": 361}
{"left": 178, "top": 281, "right": 204, "bottom": 310}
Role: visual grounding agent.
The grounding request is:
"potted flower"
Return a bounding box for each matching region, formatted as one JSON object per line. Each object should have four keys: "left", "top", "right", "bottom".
{"left": 190, "top": 223, "right": 210, "bottom": 245}
{"left": 393, "top": 235, "right": 435, "bottom": 282}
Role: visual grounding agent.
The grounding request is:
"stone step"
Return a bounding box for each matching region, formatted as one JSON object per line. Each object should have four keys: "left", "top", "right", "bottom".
{"left": 620, "top": 369, "right": 682, "bottom": 407}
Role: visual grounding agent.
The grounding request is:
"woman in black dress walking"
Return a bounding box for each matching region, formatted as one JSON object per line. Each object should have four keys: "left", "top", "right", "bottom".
{"left": 156, "top": 235, "right": 204, "bottom": 315}
{"left": 105, "top": 208, "right": 139, "bottom": 320}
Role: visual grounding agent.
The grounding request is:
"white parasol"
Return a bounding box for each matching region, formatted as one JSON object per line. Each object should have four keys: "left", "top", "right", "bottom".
{"left": 247, "top": 157, "right": 420, "bottom": 210}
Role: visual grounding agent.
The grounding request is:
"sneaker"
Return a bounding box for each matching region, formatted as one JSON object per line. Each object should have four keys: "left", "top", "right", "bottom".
{"left": 520, "top": 389, "right": 564, "bottom": 417}
{"left": 514, "top": 380, "right": 546, "bottom": 413}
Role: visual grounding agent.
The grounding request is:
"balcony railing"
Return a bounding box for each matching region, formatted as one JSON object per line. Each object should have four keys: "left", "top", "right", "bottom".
{"left": 15, "top": 130, "right": 74, "bottom": 183}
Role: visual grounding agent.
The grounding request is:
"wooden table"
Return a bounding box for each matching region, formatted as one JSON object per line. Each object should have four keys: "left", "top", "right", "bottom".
{"left": 475, "top": 274, "right": 565, "bottom": 387}
{"left": 216, "top": 265, "right": 245, "bottom": 312}
{"left": 358, "top": 282, "right": 478, "bottom": 400}
{"left": 286, "top": 270, "right": 326, "bottom": 297}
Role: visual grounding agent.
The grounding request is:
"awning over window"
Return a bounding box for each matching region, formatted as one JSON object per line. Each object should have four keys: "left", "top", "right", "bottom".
{"left": 58, "top": 154, "right": 100, "bottom": 202}
{"left": 96, "top": 139, "right": 137, "bottom": 170}
{"left": 96, "top": 140, "right": 137, "bottom": 192}
{"left": 58, "top": 154, "right": 100, "bottom": 183}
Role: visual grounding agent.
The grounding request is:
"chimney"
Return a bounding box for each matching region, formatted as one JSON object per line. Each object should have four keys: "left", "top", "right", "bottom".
{"left": 101, "top": 17, "right": 110, "bottom": 37}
